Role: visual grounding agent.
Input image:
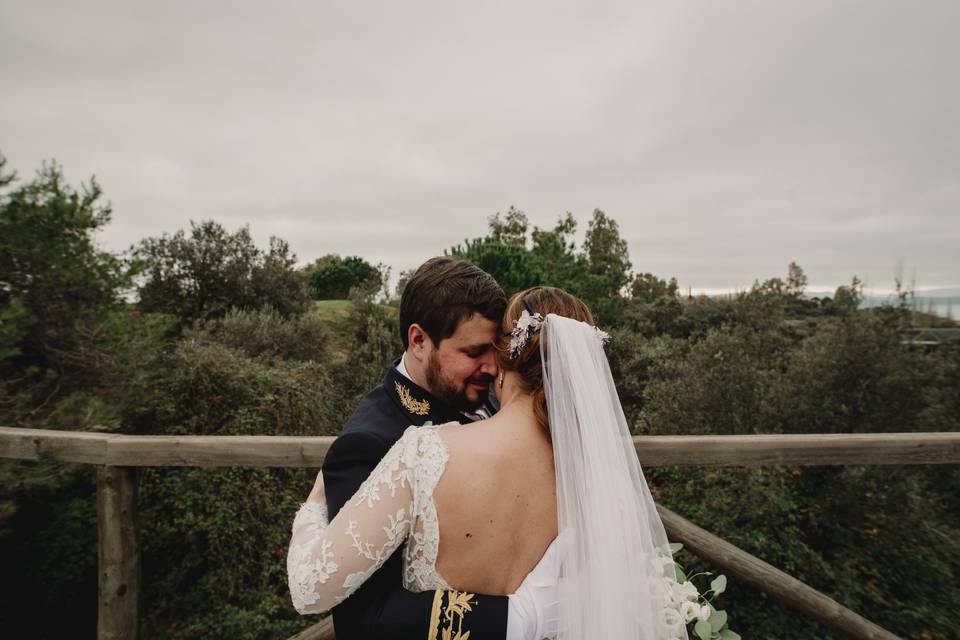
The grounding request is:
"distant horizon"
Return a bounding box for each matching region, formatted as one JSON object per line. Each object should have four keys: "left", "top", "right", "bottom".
{"left": 683, "top": 285, "right": 958, "bottom": 320}
{"left": 689, "top": 285, "right": 960, "bottom": 297}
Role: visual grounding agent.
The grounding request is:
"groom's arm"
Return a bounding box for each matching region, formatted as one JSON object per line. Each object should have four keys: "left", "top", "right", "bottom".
{"left": 321, "top": 430, "right": 509, "bottom": 640}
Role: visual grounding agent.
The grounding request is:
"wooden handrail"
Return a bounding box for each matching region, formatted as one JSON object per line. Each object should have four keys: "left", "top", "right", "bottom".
{"left": 5, "top": 426, "right": 949, "bottom": 639}
{"left": 3, "top": 427, "right": 958, "bottom": 467}
{"left": 287, "top": 617, "right": 335, "bottom": 640}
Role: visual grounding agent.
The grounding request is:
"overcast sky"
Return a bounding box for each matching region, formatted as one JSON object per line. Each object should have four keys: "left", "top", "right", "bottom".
{"left": 2, "top": 1, "right": 957, "bottom": 293}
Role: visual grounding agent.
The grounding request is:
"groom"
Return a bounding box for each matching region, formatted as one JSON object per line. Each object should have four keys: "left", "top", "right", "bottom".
{"left": 321, "top": 256, "right": 556, "bottom": 640}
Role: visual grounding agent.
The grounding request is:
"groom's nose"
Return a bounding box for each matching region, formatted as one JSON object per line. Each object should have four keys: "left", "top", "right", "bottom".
{"left": 477, "top": 350, "right": 498, "bottom": 378}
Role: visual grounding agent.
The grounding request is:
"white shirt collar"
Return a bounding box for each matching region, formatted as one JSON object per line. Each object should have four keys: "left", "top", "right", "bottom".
{"left": 396, "top": 352, "right": 413, "bottom": 382}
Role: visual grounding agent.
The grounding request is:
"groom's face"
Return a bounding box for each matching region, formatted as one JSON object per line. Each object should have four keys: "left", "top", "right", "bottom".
{"left": 425, "top": 312, "right": 499, "bottom": 411}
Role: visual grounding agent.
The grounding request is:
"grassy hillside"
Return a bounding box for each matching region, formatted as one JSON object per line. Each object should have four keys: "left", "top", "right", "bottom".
{"left": 308, "top": 299, "right": 398, "bottom": 360}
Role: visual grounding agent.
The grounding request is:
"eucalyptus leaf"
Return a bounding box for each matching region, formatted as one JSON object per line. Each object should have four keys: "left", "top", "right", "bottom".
{"left": 709, "top": 610, "right": 728, "bottom": 631}
{"left": 669, "top": 542, "right": 684, "bottom": 554}
{"left": 695, "top": 619, "right": 712, "bottom": 640}
{"left": 720, "top": 629, "right": 741, "bottom": 640}
{"left": 710, "top": 574, "right": 727, "bottom": 595}
{"left": 675, "top": 565, "right": 687, "bottom": 582}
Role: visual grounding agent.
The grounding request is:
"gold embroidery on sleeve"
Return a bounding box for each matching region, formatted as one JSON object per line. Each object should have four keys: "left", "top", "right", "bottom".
{"left": 428, "top": 590, "right": 443, "bottom": 640}
{"left": 428, "top": 590, "right": 477, "bottom": 640}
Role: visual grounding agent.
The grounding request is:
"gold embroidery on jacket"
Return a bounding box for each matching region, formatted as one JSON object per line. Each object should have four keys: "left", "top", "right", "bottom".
{"left": 396, "top": 382, "right": 430, "bottom": 416}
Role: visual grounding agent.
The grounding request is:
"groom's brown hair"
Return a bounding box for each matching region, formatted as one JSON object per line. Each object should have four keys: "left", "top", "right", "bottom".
{"left": 399, "top": 256, "right": 506, "bottom": 349}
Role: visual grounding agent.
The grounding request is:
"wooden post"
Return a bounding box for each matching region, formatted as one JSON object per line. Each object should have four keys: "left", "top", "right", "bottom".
{"left": 97, "top": 466, "right": 140, "bottom": 640}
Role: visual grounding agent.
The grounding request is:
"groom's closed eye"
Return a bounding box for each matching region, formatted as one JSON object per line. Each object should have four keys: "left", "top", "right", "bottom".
{"left": 464, "top": 345, "right": 492, "bottom": 358}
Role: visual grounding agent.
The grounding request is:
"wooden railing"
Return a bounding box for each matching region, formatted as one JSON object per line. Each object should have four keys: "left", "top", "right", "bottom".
{"left": 2, "top": 427, "right": 958, "bottom": 640}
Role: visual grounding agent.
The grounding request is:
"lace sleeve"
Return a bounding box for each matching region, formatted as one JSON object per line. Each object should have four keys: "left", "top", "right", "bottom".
{"left": 287, "top": 426, "right": 421, "bottom": 615}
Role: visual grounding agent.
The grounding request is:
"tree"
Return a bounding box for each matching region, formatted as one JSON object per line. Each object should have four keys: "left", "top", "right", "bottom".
{"left": 132, "top": 220, "right": 308, "bottom": 322}
{"left": 631, "top": 273, "right": 679, "bottom": 302}
{"left": 786, "top": 261, "right": 808, "bottom": 297}
{"left": 0, "top": 153, "right": 14, "bottom": 189}
{"left": 833, "top": 275, "right": 864, "bottom": 313}
{"left": 530, "top": 213, "right": 576, "bottom": 257}
{"left": 305, "top": 254, "right": 383, "bottom": 300}
{"left": 450, "top": 207, "right": 643, "bottom": 321}
{"left": 448, "top": 236, "right": 543, "bottom": 296}
{"left": 583, "top": 209, "right": 632, "bottom": 294}
{"left": 487, "top": 206, "right": 529, "bottom": 246}
{"left": 256, "top": 237, "right": 311, "bottom": 316}
{"left": 750, "top": 277, "right": 786, "bottom": 297}
{"left": 529, "top": 213, "right": 586, "bottom": 292}
{"left": 0, "top": 157, "right": 126, "bottom": 381}
{"left": 392, "top": 268, "right": 414, "bottom": 304}
{"left": 577, "top": 209, "right": 633, "bottom": 321}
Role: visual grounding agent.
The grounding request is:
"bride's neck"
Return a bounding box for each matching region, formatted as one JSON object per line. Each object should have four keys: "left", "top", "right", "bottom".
{"left": 494, "top": 378, "right": 550, "bottom": 445}
{"left": 496, "top": 372, "right": 536, "bottom": 417}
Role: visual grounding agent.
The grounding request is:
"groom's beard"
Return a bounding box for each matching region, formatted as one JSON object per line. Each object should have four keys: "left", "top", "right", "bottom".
{"left": 425, "top": 352, "right": 493, "bottom": 412}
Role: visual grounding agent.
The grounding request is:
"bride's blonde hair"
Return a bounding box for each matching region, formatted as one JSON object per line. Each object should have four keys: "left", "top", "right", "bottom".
{"left": 495, "top": 286, "right": 594, "bottom": 435}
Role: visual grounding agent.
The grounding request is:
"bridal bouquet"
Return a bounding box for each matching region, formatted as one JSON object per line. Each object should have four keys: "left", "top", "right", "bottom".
{"left": 657, "top": 543, "right": 741, "bottom": 640}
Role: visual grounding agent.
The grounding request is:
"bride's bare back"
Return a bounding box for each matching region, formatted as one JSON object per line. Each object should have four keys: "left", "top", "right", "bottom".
{"left": 433, "top": 406, "right": 558, "bottom": 595}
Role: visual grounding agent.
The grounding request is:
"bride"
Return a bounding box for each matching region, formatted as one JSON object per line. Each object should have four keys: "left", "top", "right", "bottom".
{"left": 287, "top": 286, "right": 688, "bottom": 639}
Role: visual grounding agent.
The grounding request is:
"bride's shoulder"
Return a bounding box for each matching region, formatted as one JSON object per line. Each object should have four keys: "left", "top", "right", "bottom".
{"left": 400, "top": 420, "right": 460, "bottom": 440}
{"left": 386, "top": 423, "right": 458, "bottom": 480}
{"left": 396, "top": 421, "right": 460, "bottom": 456}
{"left": 432, "top": 419, "right": 503, "bottom": 462}
{"left": 412, "top": 420, "right": 464, "bottom": 452}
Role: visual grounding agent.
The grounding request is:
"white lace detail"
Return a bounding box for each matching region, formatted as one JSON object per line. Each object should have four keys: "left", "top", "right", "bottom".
{"left": 402, "top": 424, "right": 453, "bottom": 591}
{"left": 286, "top": 422, "right": 456, "bottom": 615}
{"left": 287, "top": 501, "right": 340, "bottom": 613}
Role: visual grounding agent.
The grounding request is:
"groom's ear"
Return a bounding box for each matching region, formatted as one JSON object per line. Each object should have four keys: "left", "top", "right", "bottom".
{"left": 407, "top": 323, "right": 433, "bottom": 360}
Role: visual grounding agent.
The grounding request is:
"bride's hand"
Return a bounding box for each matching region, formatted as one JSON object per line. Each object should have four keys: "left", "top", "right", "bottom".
{"left": 306, "top": 470, "right": 326, "bottom": 504}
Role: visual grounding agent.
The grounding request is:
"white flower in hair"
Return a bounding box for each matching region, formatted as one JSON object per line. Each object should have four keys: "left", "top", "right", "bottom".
{"left": 595, "top": 328, "right": 611, "bottom": 346}
{"left": 508, "top": 303, "right": 611, "bottom": 360}
{"left": 509, "top": 309, "right": 544, "bottom": 359}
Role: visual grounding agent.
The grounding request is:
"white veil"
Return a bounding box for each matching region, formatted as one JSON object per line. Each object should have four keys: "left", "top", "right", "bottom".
{"left": 541, "top": 313, "right": 688, "bottom": 640}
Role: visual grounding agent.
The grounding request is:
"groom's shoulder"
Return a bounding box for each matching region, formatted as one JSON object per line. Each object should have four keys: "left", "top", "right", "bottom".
{"left": 321, "top": 383, "right": 399, "bottom": 478}
{"left": 339, "top": 380, "right": 406, "bottom": 444}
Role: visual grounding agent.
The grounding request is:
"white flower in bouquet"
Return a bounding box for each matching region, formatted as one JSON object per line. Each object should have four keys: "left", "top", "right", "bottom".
{"left": 697, "top": 604, "right": 712, "bottom": 622}
{"left": 658, "top": 542, "right": 741, "bottom": 639}
{"left": 663, "top": 605, "right": 684, "bottom": 627}
{"left": 680, "top": 600, "right": 700, "bottom": 624}
{"left": 662, "top": 604, "right": 687, "bottom": 639}
{"left": 673, "top": 579, "right": 700, "bottom": 603}
{"left": 660, "top": 577, "right": 682, "bottom": 606}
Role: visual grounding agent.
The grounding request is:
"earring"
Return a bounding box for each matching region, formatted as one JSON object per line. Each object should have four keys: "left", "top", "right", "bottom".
{"left": 498, "top": 372, "right": 504, "bottom": 388}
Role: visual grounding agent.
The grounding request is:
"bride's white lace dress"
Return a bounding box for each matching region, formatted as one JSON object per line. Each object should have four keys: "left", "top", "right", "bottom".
{"left": 287, "top": 421, "right": 457, "bottom": 614}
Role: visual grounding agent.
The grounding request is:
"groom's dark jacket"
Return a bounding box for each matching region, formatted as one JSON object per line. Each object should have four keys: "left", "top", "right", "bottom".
{"left": 322, "top": 359, "right": 508, "bottom": 640}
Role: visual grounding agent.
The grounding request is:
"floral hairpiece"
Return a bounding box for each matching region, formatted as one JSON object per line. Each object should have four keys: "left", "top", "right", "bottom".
{"left": 507, "top": 299, "right": 611, "bottom": 359}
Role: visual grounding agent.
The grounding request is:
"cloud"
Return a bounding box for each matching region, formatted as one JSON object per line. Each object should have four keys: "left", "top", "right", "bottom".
{"left": 2, "top": 0, "right": 957, "bottom": 289}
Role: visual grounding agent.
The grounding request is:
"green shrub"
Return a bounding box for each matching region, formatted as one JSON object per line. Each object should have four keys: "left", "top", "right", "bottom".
{"left": 129, "top": 326, "right": 339, "bottom": 638}
{"left": 0, "top": 461, "right": 98, "bottom": 638}
{"left": 186, "top": 308, "right": 332, "bottom": 365}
